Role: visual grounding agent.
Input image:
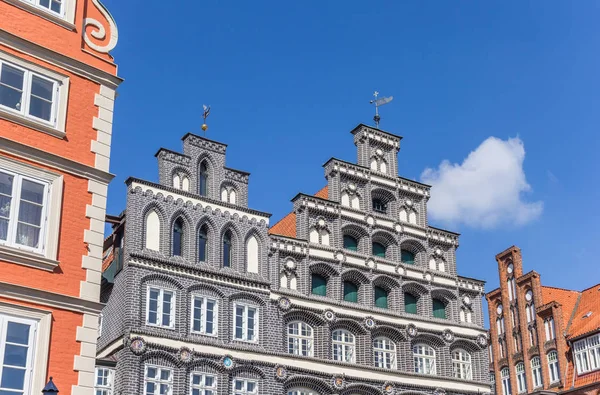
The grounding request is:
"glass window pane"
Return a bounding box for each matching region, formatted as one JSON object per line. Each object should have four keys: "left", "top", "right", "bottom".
{"left": 375, "top": 286, "right": 388, "bottom": 308}
{"left": 15, "top": 223, "right": 40, "bottom": 248}
{"left": 18, "top": 201, "right": 42, "bottom": 226}
{"left": 372, "top": 242, "right": 386, "bottom": 257}
{"left": 343, "top": 235, "right": 357, "bottom": 251}
{"left": 311, "top": 274, "right": 327, "bottom": 296}
{"left": 401, "top": 250, "right": 415, "bottom": 264}
{"left": 31, "top": 76, "right": 53, "bottom": 101}
{"left": 405, "top": 293, "right": 417, "bottom": 314}
{"left": 0, "top": 367, "right": 25, "bottom": 390}
{"left": 343, "top": 281, "right": 358, "bottom": 303}
{"left": 0, "top": 65, "right": 24, "bottom": 89}
{"left": 6, "top": 322, "right": 30, "bottom": 345}
{"left": 28, "top": 96, "right": 53, "bottom": 121}
{"left": 433, "top": 299, "right": 446, "bottom": 319}
{"left": 3, "top": 344, "right": 28, "bottom": 367}
{"left": 0, "top": 65, "right": 24, "bottom": 111}
{"left": 20, "top": 179, "right": 44, "bottom": 204}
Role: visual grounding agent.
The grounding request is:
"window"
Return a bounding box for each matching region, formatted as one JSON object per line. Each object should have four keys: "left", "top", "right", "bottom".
{"left": 311, "top": 274, "right": 327, "bottom": 296}
{"left": 0, "top": 170, "right": 48, "bottom": 253}
{"left": 529, "top": 327, "right": 537, "bottom": 347}
{"left": 223, "top": 231, "right": 232, "bottom": 268}
{"left": 372, "top": 198, "right": 386, "bottom": 213}
{"left": 288, "top": 389, "right": 318, "bottom": 395}
{"left": 343, "top": 235, "right": 358, "bottom": 251}
{"left": 19, "top": 0, "right": 64, "bottom": 16}
{"left": 372, "top": 242, "right": 386, "bottom": 258}
{"left": 573, "top": 334, "right": 600, "bottom": 374}
{"left": 343, "top": 281, "right": 358, "bottom": 303}
{"left": 146, "top": 287, "right": 175, "bottom": 328}
{"left": 144, "top": 365, "right": 173, "bottom": 395}
{"left": 413, "top": 344, "right": 436, "bottom": 375}
{"left": 373, "top": 337, "right": 396, "bottom": 369}
{"left": 145, "top": 210, "right": 161, "bottom": 252}
{"left": 501, "top": 367, "right": 511, "bottom": 395}
{"left": 490, "top": 372, "right": 495, "bottom": 385}
{"left": 198, "top": 225, "right": 208, "bottom": 262}
{"left": 95, "top": 367, "right": 114, "bottom": 395}
{"left": 507, "top": 278, "right": 516, "bottom": 301}
{"left": 199, "top": 162, "right": 209, "bottom": 197}
{"left": 233, "top": 303, "right": 258, "bottom": 342}
{"left": 190, "top": 373, "right": 216, "bottom": 395}
{"left": 548, "top": 351, "right": 560, "bottom": 383}
{"left": 233, "top": 379, "right": 257, "bottom": 395}
{"left": 514, "top": 333, "right": 521, "bottom": 353}
{"left": 287, "top": 321, "right": 313, "bottom": 356}
{"left": 404, "top": 293, "right": 417, "bottom": 314}
{"left": 516, "top": 362, "right": 526, "bottom": 393}
{"left": 452, "top": 349, "right": 472, "bottom": 380}
{"left": 332, "top": 329, "right": 355, "bottom": 363}
{"left": 374, "top": 286, "right": 388, "bottom": 309}
{"left": 531, "top": 356, "right": 542, "bottom": 388}
{"left": 499, "top": 339, "right": 505, "bottom": 359}
{"left": 497, "top": 317, "right": 505, "bottom": 335}
{"left": 401, "top": 250, "right": 415, "bottom": 265}
{"left": 246, "top": 235, "right": 259, "bottom": 273}
{"left": 172, "top": 218, "right": 183, "bottom": 256}
{"left": 432, "top": 299, "right": 446, "bottom": 319}
{"left": 544, "top": 317, "right": 555, "bottom": 341}
{"left": 191, "top": 296, "right": 217, "bottom": 336}
{"left": 0, "top": 315, "right": 37, "bottom": 395}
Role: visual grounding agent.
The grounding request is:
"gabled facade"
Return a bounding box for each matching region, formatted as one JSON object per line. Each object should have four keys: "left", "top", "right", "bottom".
{"left": 0, "top": 0, "right": 120, "bottom": 393}
{"left": 99, "top": 125, "right": 490, "bottom": 395}
{"left": 486, "top": 246, "right": 600, "bottom": 395}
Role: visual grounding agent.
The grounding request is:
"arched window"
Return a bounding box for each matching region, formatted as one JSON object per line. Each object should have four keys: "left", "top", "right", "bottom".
{"left": 460, "top": 309, "right": 466, "bottom": 322}
{"left": 181, "top": 176, "right": 189, "bottom": 191}
{"left": 320, "top": 229, "right": 330, "bottom": 246}
{"left": 229, "top": 189, "right": 236, "bottom": 204}
{"left": 548, "top": 350, "right": 560, "bottom": 383}
{"left": 408, "top": 211, "right": 417, "bottom": 224}
{"left": 372, "top": 242, "right": 386, "bottom": 258}
{"left": 531, "top": 356, "right": 543, "bottom": 388}
{"left": 199, "top": 161, "right": 209, "bottom": 196}
{"left": 221, "top": 187, "right": 228, "bottom": 202}
{"left": 401, "top": 250, "right": 415, "bottom": 265}
{"left": 516, "top": 362, "right": 527, "bottom": 393}
{"left": 452, "top": 349, "right": 472, "bottom": 380}
{"left": 246, "top": 235, "right": 259, "bottom": 273}
{"left": 332, "top": 329, "right": 355, "bottom": 363}
{"left": 311, "top": 274, "right": 327, "bottom": 296}
{"left": 374, "top": 286, "right": 388, "bottom": 309}
{"left": 379, "top": 160, "right": 387, "bottom": 174}
{"left": 280, "top": 272, "right": 288, "bottom": 288}
{"left": 289, "top": 273, "right": 297, "bottom": 290}
{"left": 413, "top": 344, "right": 436, "bottom": 375}
{"left": 172, "top": 218, "right": 184, "bottom": 256}
{"left": 405, "top": 293, "right": 417, "bottom": 314}
{"left": 223, "top": 231, "right": 233, "bottom": 268}
{"left": 372, "top": 198, "right": 387, "bottom": 214}
{"left": 399, "top": 209, "right": 408, "bottom": 222}
{"left": 501, "top": 367, "right": 511, "bottom": 395}
{"left": 172, "top": 174, "right": 180, "bottom": 189}
{"left": 343, "top": 281, "right": 358, "bottom": 303}
{"left": 438, "top": 260, "right": 445, "bottom": 272}
{"left": 288, "top": 389, "right": 318, "bottom": 395}
{"left": 432, "top": 299, "right": 446, "bottom": 319}
{"left": 374, "top": 337, "right": 396, "bottom": 369}
{"left": 144, "top": 210, "right": 160, "bottom": 251}
{"left": 198, "top": 225, "right": 208, "bottom": 262}
{"left": 287, "top": 322, "right": 313, "bottom": 357}
{"left": 343, "top": 235, "right": 358, "bottom": 251}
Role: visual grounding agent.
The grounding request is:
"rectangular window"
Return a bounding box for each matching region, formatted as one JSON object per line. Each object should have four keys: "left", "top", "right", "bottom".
{"left": 144, "top": 365, "right": 172, "bottom": 395}
{"left": 0, "top": 314, "right": 37, "bottom": 395}
{"left": 233, "top": 303, "right": 258, "bottom": 342}
{"left": 190, "top": 372, "right": 216, "bottom": 395}
{"left": 544, "top": 318, "right": 555, "bottom": 341}
{"left": 18, "top": 0, "right": 64, "bottom": 17}
{"left": 516, "top": 364, "right": 527, "bottom": 393}
{"left": 548, "top": 352, "right": 560, "bottom": 383}
{"left": 233, "top": 379, "right": 257, "bottom": 395}
{"left": 574, "top": 334, "right": 600, "bottom": 375}
{"left": 531, "top": 358, "right": 543, "bottom": 388}
{"left": 95, "top": 367, "right": 114, "bottom": 395}
{"left": 146, "top": 287, "right": 175, "bottom": 328}
{"left": 191, "top": 296, "right": 217, "bottom": 336}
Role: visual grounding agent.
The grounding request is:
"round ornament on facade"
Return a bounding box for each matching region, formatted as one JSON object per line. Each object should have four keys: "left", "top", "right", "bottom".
{"left": 323, "top": 309, "right": 336, "bottom": 322}
{"left": 525, "top": 290, "right": 533, "bottom": 301}
{"left": 332, "top": 376, "right": 345, "bottom": 390}
{"left": 222, "top": 355, "right": 234, "bottom": 370}
{"left": 274, "top": 365, "right": 288, "bottom": 381}
{"left": 394, "top": 223, "right": 402, "bottom": 233}
{"left": 383, "top": 382, "right": 395, "bottom": 395}
{"left": 348, "top": 183, "right": 357, "bottom": 191}
{"left": 395, "top": 265, "right": 404, "bottom": 275}
{"left": 406, "top": 324, "right": 418, "bottom": 338}
{"left": 285, "top": 259, "right": 296, "bottom": 270}
{"left": 463, "top": 296, "right": 471, "bottom": 306}
{"left": 434, "top": 388, "right": 446, "bottom": 395}
{"left": 376, "top": 148, "right": 384, "bottom": 157}
{"left": 477, "top": 334, "right": 488, "bottom": 348}
{"left": 366, "top": 215, "right": 375, "bottom": 226}
{"left": 365, "top": 258, "right": 376, "bottom": 269}
{"left": 507, "top": 263, "right": 514, "bottom": 274}
{"left": 406, "top": 199, "right": 413, "bottom": 207}
{"left": 497, "top": 304, "right": 503, "bottom": 315}
{"left": 317, "top": 218, "right": 326, "bottom": 227}
{"left": 129, "top": 337, "right": 146, "bottom": 356}
{"left": 335, "top": 251, "right": 345, "bottom": 262}
{"left": 278, "top": 297, "right": 291, "bottom": 311}
{"left": 435, "top": 248, "right": 442, "bottom": 256}
{"left": 442, "top": 329, "right": 455, "bottom": 343}
{"left": 178, "top": 347, "right": 193, "bottom": 363}
{"left": 364, "top": 316, "right": 376, "bottom": 329}
{"left": 424, "top": 273, "right": 432, "bottom": 282}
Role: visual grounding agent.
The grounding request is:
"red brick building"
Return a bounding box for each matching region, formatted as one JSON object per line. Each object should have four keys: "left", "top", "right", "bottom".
{"left": 0, "top": 0, "right": 120, "bottom": 393}
{"left": 486, "top": 246, "right": 600, "bottom": 395}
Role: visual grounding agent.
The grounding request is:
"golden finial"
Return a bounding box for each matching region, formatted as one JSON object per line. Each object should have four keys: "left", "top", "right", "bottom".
{"left": 202, "top": 104, "right": 210, "bottom": 134}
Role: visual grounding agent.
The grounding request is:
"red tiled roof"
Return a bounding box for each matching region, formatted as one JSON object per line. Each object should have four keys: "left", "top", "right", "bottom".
{"left": 268, "top": 212, "right": 296, "bottom": 238}
{"left": 568, "top": 283, "right": 600, "bottom": 340}
{"left": 566, "top": 353, "right": 600, "bottom": 389}
{"left": 102, "top": 250, "right": 114, "bottom": 272}
{"left": 314, "top": 186, "right": 328, "bottom": 199}
{"left": 541, "top": 286, "right": 580, "bottom": 326}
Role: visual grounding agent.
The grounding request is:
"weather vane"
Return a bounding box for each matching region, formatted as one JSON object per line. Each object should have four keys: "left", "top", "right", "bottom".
{"left": 369, "top": 91, "right": 393, "bottom": 128}
{"left": 201, "top": 104, "right": 211, "bottom": 135}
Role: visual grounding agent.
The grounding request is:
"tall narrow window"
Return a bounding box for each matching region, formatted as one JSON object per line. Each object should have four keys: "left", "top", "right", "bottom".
{"left": 246, "top": 235, "right": 259, "bottom": 273}
{"left": 190, "top": 373, "right": 217, "bottom": 395}
{"left": 401, "top": 250, "right": 415, "bottom": 265}
{"left": 311, "top": 274, "right": 327, "bottom": 296}
{"left": 198, "top": 225, "right": 208, "bottom": 262}
{"left": 0, "top": 314, "right": 36, "bottom": 395}
{"left": 287, "top": 322, "right": 313, "bottom": 356}
{"left": 373, "top": 337, "right": 396, "bottom": 369}
{"left": 343, "top": 235, "right": 358, "bottom": 251}
{"left": 516, "top": 362, "right": 527, "bottom": 393}
{"left": 146, "top": 287, "right": 174, "bottom": 328}
{"left": 332, "top": 329, "right": 355, "bottom": 363}
{"left": 452, "top": 349, "right": 472, "bottom": 380}
{"left": 413, "top": 344, "right": 436, "bottom": 375}
{"left": 544, "top": 317, "right": 556, "bottom": 341}
{"left": 372, "top": 242, "right": 386, "bottom": 258}
{"left": 223, "top": 231, "right": 232, "bottom": 268}
{"left": 145, "top": 210, "right": 160, "bottom": 251}
{"left": 405, "top": 293, "right": 417, "bottom": 314}
{"left": 432, "top": 299, "right": 446, "bottom": 319}
{"left": 531, "top": 356, "right": 542, "bottom": 388}
{"left": 144, "top": 365, "right": 172, "bottom": 395}
{"left": 233, "top": 303, "right": 258, "bottom": 342}
{"left": 501, "top": 367, "right": 511, "bottom": 395}
{"left": 199, "top": 162, "right": 209, "bottom": 197}
{"left": 343, "top": 281, "right": 358, "bottom": 303}
{"left": 372, "top": 198, "right": 386, "bottom": 213}
{"left": 172, "top": 218, "right": 183, "bottom": 256}
{"left": 374, "top": 286, "right": 388, "bottom": 309}
{"left": 547, "top": 350, "right": 560, "bottom": 383}
{"left": 191, "top": 295, "right": 217, "bottom": 336}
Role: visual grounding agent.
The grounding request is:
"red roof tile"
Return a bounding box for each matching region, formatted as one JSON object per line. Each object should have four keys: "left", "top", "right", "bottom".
{"left": 268, "top": 212, "right": 296, "bottom": 238}
{"left": 314, "top": 186, "right": 328, "bottom": 200}
{"left": 568, "top": 283, "right": 600, "bottom": 340}
{"left": 541, "top": 286, "right": 580, "bottom": 326}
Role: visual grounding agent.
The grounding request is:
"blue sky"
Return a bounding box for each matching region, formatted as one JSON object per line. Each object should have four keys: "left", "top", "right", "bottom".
{"left": 104, "top": 1, "right": 600, "bottom": 313}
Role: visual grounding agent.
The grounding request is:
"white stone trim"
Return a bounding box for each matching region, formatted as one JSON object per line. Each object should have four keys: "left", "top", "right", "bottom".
{"left": 83, "top": 0, "right": 119, "bottom": 54}
{"left": 91, "top": 85, "right": 115, "bottom": 172}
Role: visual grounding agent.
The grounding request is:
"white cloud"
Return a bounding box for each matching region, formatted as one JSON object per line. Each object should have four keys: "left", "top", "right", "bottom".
{"left": 420, "top": 137, "right": 543, "bottom": 229}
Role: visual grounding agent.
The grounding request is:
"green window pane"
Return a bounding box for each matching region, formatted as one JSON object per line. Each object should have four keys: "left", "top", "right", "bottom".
{"left": 373, "top": 242, "right": 386, "bottom": 258}
{"left": 311, "top": 274, "right": 327, "bottom": 296}
{"left": 343, "top": 281, "right": 358, "bottom": 303}
{"left": 401, "top": 250, "right": 415, "bottom": 265}
{"left": 405, "top": 293, "right": 417, "bottom": 314}
{"left": 433, "top": 299, "right": 446, "bottom": 319}
{"left": 374, "top": 286, "right": 388, "bottom": 309}
{"left": 343, "top": 235, "right": 358, "bottom": 251}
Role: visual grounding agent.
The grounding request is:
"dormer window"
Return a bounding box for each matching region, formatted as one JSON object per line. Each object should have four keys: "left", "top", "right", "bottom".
{"left": 372, "top": 198, "right": 386, "bottom": 214}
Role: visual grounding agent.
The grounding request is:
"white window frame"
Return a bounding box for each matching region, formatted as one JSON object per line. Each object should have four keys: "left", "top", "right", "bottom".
{"left": 233, "top": 378, "right": 258, "bottom": 395}
{"left": 373, "top": 336, "right": 396, "bottom": 369}
{"left": 145, "top": 286, "right": 175, "bottom": 329}
{"left": 94, "top": 367, "right": 114, "bottom": 395}
{"left": 452, "top": 349, "right": 472, "bottom": 380}
{"left": 413, "top": 343, "right": 436, "bottom": 375}
{"left": 0, "top": 156, "right": 62, "bottom": 270}
{"left": 501, "top": 367, "right": 511, "bottom": 395}
{"left": 5, "top": 0, "right": 76, "bottom": 26}
{"left": 287, "top": 321, "right": 313, "bottom": 357}
{"left": 288, "top": 389, "right": 318, "bottom": 395}
{"left": 516, "top": 362, "right": 526, "bottom": 394}
{"left": 0, "top": 51, "right": 69, "bottom": 137}
{"left": 544, "top": 317, "right": 555, "bottom": 341}
{"left": 189, "top": 371, "right": 217, "bottom": 395}
{"left": 332, "top": 329, "right": 355, "bottom": 363}
{"left": 190, "top": 295, "right": 218, "bottom": 337}
{"left": 144, "top": 364, "right": 173, "bottom": 395}
{"left": 547, "top": 351, "right": 560, "bottom": 383}
{"left": 531, "top": 356, "right": 543, "bottom": 388}
{"left": 573, "top": 334, "right": 600, "bottom": 375}
{"left": 232, "top": 302, "right": 258, "bottom": 343}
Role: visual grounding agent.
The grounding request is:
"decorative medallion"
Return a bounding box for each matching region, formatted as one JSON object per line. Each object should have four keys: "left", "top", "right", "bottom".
{"left": 278, "top": 297, "right": 291, "bottom": 311}
{"left": 129, "top": 337, "right": 146, "bottom": 355}
{"left": 424, "top": 272, "right": 432, "bottom": 282}
{"left": 274, "top": 365, "right": 288, "bottom": 381}
{"left": 442, "top": 329, "right": 455, "bottom": 343}
{"left": 395, "top": 265, "right": 404, "bottom": 275}
{"left": 477, "top": 334, "right": 488, "bottom": 347}
{"left": 463, "top": 296, "right": 472, "bottom": 306}
{"left": 394, "top": 223, "right": 402, "bottom": 233}
{"left": 317, "top": 218, "right": 326, "bottom": 228}
{"left": 178, "top": 347, "right": 193, "bottom": 363}
{"left": 507, "top": 263, "right": 514, "bottom": 274}
{"left": 435, "top": 248, "right": 442, "bottom": 256}
{"left": 285, "top": 259, "right": 296, "bottom": 270}
{"left": 366, "top": 215, "right": 375, "bottom": 226}
{"left": 434, "top": 388, "right": 446, "bottom": 395}
{"left": 348, "top": 183, "right": 357, "bottom": 191}
{"left": 335, "top": 251, "right": 345, "bottom": 262}
{"left": 222, "top": 355, "right": 234, "bottom": 370}
{"left": 323, "top": 309, "right": 336, "bottom": 322}
{"left": 406, "top": 324, "right": 418, "bottom": 338}
{"left": 365, "top": 258, "right": 376, "bottom": 269}
{"left": 406, "top": 199, "right": 413, "bottom": 207}
{"left": 525, "top": 290, "right": 533, "bottom": 301}
{"left": 383, "top": 382, "right": 395, "bottom": 394}
{"left": 376, "top": 148, "right": 384, "bottom": 157}
{"left": 497, "top": 304, "right": 503, "bottom": 315}
{"left": 332, "top": 375, "right": 345, "bottom": 390}
{"left": 364, "top": 316, "right": 376, "bottom": 329}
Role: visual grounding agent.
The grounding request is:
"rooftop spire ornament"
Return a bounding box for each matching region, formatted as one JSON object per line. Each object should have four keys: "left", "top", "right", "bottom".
{"left": 369, "top": 91, "right": 393, "bottom": 128}
{"left": 201, "top": 104, "right": 211, "bottom": 135}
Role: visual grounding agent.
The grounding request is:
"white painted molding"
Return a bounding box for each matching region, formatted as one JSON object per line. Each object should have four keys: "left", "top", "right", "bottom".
{"left": 83, "top": 0, "right": 119, "bottom": 54}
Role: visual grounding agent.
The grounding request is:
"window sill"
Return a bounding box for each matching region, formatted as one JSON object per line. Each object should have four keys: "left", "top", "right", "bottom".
{"left": 0, "top": 244, "right": 59, "bottom": 272}
{"left": 0, "top": 109, "right": 65, "bottom": 139}
{"left": 3, "top": 0, "right": 76, "bottom": 30}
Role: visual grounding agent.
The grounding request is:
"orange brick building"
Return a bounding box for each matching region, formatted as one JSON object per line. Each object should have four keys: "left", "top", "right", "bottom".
{"left": 0, "top": 0, "right": 120, "bottom": 393}
{"left": 486, "top": 246, "right": 600, "bottom": 395}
